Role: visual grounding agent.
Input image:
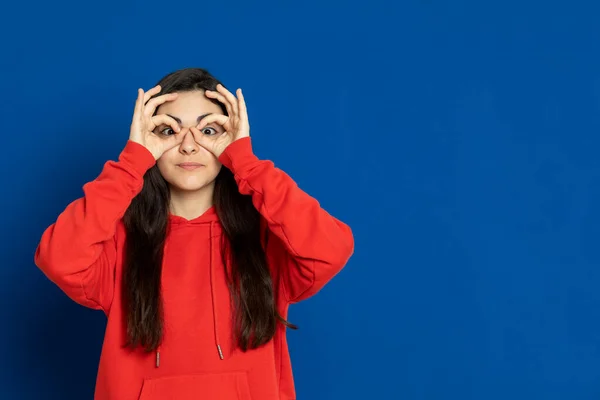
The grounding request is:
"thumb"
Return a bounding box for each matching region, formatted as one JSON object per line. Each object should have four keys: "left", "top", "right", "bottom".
{"left": 161, "top": 130, "right": 186, "bottom": 152}
{"left": 190, "top": 126, "right": 216, "bottom": 154}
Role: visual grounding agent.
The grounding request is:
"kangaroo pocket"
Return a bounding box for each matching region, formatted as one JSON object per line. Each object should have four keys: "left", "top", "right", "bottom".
{"left": 138, "top": 371, "right": 252, "bottom": 400}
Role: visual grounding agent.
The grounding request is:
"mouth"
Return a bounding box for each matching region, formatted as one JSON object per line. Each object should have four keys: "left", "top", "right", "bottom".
{"left": 177, "top": 162, "right": 204, "bottom": 170}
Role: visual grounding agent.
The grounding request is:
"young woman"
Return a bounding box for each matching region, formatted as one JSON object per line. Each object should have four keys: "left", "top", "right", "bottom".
{"left": 34, "top": 68, "right": 354, "bottom": 400}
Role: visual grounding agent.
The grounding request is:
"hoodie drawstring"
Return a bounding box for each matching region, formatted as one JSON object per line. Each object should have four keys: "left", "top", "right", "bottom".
{"left": 210, "top": 221, "right": 224, "bottom": 360}
{"left": 155, "top": 219, "right": 224, "bottom": 367}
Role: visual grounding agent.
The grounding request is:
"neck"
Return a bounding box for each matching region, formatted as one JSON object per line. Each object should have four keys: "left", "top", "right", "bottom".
{"left": 169, "top": 183, "right": 215, "bottom": 220}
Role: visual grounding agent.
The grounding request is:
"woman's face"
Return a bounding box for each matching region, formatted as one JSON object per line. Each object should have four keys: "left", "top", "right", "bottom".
{"left": 154, "top": 90, "right": 226, "bottom": 192}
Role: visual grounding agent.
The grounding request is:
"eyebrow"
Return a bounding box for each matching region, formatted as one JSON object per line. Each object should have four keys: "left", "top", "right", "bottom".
{"left": 166, "top": 113, "right": 212, "bottom": 125}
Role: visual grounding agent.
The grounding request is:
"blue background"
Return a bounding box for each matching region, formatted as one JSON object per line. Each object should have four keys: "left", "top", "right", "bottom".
{"left": 2, "top": 0, "right": 600, "bottom": 399}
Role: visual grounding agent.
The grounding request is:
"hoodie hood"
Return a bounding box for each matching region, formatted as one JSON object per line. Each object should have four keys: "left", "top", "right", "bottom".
{"left": 168, "top": 204, "right": 220, "bottom": 226}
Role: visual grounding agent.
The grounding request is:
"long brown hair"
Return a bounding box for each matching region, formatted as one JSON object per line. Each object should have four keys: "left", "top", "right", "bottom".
{"left": 121, "top": 68, "right": 295, "bottom": 353}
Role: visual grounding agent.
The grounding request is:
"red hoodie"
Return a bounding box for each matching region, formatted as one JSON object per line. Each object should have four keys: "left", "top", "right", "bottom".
{"left": 34, "top": 136, "right": 354, "bottom": 400}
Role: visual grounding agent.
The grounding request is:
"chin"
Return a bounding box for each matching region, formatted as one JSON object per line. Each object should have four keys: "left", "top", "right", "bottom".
{"left": 166, "top": 175, "right": 216, "bottom": 192}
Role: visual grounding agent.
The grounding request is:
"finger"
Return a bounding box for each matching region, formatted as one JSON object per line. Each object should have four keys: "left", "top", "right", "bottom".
{"left": 205, "top": 89, "right": 235, "bottom": 117}
{"left": 237, "top": 89, "right": 248, "bottom": 127}
{"left": 151, "top": 114, "right": 181, "bottom": 133}
{"left": 158, "top": 133, "right": 185, "bottom": 155}
{"left": 164, "top": 129, "right": 186, "bottom": 149}
{"left": 197, "top": 114, "right": 230, "bottom": 130}
{"left": 134, "top": 89, "right": 144, "bottom": 119}
{"left": 216, "top": 84, "right": 240, "bottom": 115}
{"left": 143, "top": 85, "right": 162, "bottom": 104}
{"left": 189, "top": 126, "right": 217, "bottom": 151}
{"left": 144, "top": 93, "right": 179, "bottom": 117}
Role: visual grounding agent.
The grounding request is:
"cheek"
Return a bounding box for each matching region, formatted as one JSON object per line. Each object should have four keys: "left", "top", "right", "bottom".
{"left": 156, "top": 155, "right": 174, "bottom": 176}
{"left": 204, "top": 160, "right": 223, "bottom": 181}
{"left": 156, "top": 146, "right": 178, "bottom": 164}
{"left": 204, "top": 159, "right": 224, "bottom": 185}
{"left": 199, "top": 149, "right": 222, "bottom": 171}
{"left": 206, "top": 156, "right": 222, "bottom": 170}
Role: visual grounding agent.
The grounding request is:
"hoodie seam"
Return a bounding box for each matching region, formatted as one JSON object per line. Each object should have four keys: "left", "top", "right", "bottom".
{"left": 287, "top": 260, "right": 316, "bottom": 303}
{"left": 280, "top": 267, "right": 291, "bottom": 303}
{"left": 277, "top": 322, "right": 284, "bottom": 394}
{"left": 80, "top": 271, "right": 107, "bottom": 313}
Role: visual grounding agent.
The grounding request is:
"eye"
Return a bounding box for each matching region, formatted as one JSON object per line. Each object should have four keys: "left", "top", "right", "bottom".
{"left": 159, "top": 126, "right": 176, "bottom": 136}
{"left": 200, "top": 126, "right": 218, "bottom": 136}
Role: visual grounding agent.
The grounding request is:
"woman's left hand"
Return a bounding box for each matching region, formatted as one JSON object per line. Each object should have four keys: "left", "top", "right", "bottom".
{"left": 190, "top": 84, "right": 250, "bottom": 158}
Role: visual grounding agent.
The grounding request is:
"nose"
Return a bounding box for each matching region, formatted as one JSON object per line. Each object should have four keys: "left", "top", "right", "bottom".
{"left": 178, "top": 128, "right": 199, "bottom": 155}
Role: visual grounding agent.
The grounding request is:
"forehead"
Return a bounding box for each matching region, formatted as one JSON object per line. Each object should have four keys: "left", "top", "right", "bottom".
{"left": 156, "top": 90, "right": 223, "bottom": 118}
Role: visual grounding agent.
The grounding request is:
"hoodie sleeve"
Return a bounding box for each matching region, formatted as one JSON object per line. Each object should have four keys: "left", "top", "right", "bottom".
{"left": 218, "top": 137, "right": 354, "bottom": 303}
{"left": 34, "top": 140, "right": 156, "bottom": 313}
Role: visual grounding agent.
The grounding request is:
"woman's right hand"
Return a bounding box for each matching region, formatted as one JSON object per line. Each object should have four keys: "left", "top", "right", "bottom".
{"left": 129, "top": 85, "right": 183, "bottom": 160}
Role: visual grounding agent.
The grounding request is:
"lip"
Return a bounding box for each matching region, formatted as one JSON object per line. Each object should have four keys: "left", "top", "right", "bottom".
{"left": 178, "top": 162, "right": 204, "bottom": 170}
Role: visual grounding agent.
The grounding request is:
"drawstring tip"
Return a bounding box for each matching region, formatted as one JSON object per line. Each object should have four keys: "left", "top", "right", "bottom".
{"left": 156, "top": 351, "right": 160, "bottom": 368}
{"left": 217, "top": 345, "right": 224, "bottom": 360}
